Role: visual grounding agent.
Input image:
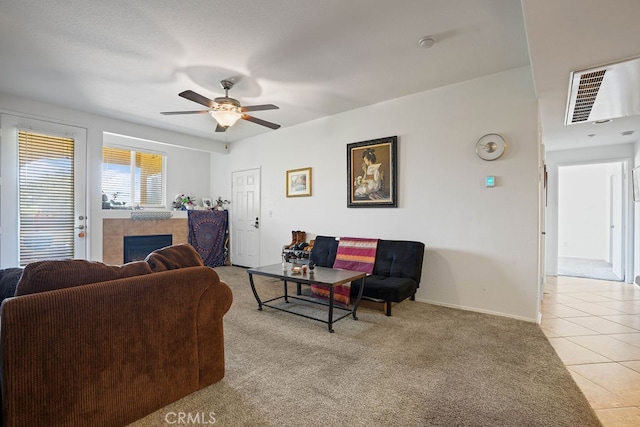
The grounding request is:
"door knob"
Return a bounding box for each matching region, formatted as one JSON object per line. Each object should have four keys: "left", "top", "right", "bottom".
{"left": 253, "top": 217, "right": 259, "bottom": 229}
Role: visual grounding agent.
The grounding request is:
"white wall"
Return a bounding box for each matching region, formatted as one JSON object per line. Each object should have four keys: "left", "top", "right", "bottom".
{"left": 545, "top": 144, "right": 634, "bottom": 280}
{"left": 0, "top": 68, "right": 542, "bottom": 321}
{"left": 558, "top": 163, "right": 611, "bottom": 259}
{"left": 211, "top": 67, "right": 541, "bottom": 321}
{"left": 0, "top": 93, "right": 225, "bottom": 265}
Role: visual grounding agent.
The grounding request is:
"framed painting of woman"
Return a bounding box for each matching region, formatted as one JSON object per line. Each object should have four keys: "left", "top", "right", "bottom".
{"left": 347, "top": 136, "right": 397, "bottom": 208}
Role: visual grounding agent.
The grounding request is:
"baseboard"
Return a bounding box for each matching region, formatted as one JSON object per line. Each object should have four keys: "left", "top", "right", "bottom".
{"left": 414, "top": 297, "right": 538, "bottom": 323}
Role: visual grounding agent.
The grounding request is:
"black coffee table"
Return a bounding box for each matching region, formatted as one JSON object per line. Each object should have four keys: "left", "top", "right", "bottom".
{"left": 247, "top": 263, "right": 366, "bottom": 332}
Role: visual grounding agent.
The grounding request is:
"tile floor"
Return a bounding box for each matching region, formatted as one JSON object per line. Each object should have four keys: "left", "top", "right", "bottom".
{"left": 542, "top": 275, "right": 640, "bottom": 426}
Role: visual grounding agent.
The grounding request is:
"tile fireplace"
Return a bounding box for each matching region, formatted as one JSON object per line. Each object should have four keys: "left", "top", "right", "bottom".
{"left": 123, "top": 234, "right": 172, "bottom": 263}
{"left": 102, "top": 218, "right": 188, "bottom": 265}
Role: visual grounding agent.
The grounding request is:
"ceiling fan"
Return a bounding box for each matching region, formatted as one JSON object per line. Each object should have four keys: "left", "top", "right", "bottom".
{"left": 161, "top": 80, "right": 280, "bottom": 132}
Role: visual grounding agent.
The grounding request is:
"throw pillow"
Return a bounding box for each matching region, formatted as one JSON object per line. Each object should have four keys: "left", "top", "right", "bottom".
{"left": 145, "top": 243, "right": 204, "bottom": 272}
{"left": 15, "top": 260, "right": 153, "bottom": 296}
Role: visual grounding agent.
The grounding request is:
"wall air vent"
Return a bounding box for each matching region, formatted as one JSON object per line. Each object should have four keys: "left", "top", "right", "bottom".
{"left": 565, "top": 56, "right": 640, "bottom": 125}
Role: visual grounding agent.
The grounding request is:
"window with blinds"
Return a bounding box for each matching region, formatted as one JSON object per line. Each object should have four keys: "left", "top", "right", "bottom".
{"left": 102, "top": 147, "right": 165, "bottom": 209}
{"left": 18, "top": 131, "right": 75, "bottom": 265}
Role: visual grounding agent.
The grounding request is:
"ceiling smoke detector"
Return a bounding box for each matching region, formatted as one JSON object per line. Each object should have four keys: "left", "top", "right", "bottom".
{"left": 418, "top": 36, "right": 436, "bottom": 49}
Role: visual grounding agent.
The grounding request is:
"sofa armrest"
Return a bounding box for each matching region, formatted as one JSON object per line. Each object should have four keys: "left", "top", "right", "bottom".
{"left": 0, "top": 266, "right": 232, "bottom": 427}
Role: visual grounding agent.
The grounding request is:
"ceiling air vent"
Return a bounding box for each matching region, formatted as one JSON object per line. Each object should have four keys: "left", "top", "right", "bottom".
{"left": 569, "top": 70, "right": 605, "bottom": 123}
{"left": 565, "top": 56, "right": 640, "bottom": 125}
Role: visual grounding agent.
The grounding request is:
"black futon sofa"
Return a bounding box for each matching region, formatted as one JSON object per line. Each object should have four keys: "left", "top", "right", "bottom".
{"left": 310, "top": 236, "right": 425, "bottom": 316}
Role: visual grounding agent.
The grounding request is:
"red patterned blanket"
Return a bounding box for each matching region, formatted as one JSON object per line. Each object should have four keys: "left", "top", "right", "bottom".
{"left": 311, "top": 237, "right": 378, "bottom": 305}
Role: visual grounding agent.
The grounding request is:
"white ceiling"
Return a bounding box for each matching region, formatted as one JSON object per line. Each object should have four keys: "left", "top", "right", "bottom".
{"left": 0, "top": 0, "right": 638, "bottom": 149}
{"left": 523, "top": 0, "right": 640, "bottom": 151}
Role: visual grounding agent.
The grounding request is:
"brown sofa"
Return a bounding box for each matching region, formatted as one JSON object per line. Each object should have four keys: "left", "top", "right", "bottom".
{"left": 0, "top": 244, "right": 233, "bottom": 427}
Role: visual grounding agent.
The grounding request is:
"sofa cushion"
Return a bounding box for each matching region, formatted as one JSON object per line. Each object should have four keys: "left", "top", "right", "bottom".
{"left": 145, "top": 243, "right": 204, "bottom": 272}
{"left": 0, "top": 268, "right": 23, "bottom": 302}
{"left": 310, "top": 236, "right": 339, "bottom": 268}
{"left": 351, "top": 275, "right": 418, "bottom": 302}
{"left": 373, "top": 240, "right": 425, "bottom": 286}
{"left": 14, "top": 260, "right": 153, "bottom": 296}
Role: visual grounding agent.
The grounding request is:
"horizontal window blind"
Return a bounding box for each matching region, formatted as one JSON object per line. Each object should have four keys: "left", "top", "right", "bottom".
{"left": 135, "top": 152, "right": 163, "bottom": 205}
{"left": 102, "top": 147, "right": 132, "bottom": 206}
{"left": 102, "top": 147, "right": 165, "bottom": 208}
{"left": 18, "top": 131, "right": 75, "bottom": 265}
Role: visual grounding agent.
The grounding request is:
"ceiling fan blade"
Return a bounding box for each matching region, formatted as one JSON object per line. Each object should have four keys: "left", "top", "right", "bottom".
{"left": 179, "top": 90, "right": 215, "bottom": 108}
{"left": 160, "top": 110, "right": 210, "bottom": 115}
{"left": 241, "top": 104, "right": 279, "bottom": 112}
{"left": 215, "top": 124, "right": 227, "bottom": 132}
{"left": 242, "top": 114, "right": 281, "bottom": 130}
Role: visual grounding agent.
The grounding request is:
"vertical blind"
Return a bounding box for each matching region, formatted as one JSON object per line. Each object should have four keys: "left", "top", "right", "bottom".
{"left": 102, "top": 147, "right": 164, "bottom": 208}
{"left": 18, "top": 131, "right": 75, "bottom": 265}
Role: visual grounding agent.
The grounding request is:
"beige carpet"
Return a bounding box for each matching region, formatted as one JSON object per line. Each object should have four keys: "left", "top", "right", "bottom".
{"left": 130, "top": 266, "right": 601, "bottom": 426}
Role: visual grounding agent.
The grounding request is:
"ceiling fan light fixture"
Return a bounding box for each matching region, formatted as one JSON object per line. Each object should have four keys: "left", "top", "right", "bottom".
{"left": 164, "top": 81, "right": 280, "bottom": 131}
{"left": 209, "top": 103, "right": 242, "bottom": 127}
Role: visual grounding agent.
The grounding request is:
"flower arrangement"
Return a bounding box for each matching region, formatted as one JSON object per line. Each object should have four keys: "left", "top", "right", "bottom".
{"left": 213, "top": 196, "right": 230, "bottom": 211}
{"left": 172, "top": 193, "right": 196, "bottom": 210}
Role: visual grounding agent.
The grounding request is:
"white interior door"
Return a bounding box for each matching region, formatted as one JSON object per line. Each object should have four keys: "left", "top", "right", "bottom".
{"left": 0, "top": 114, "right": 87, "bottom": 267}
{"left": 231, "top": 168, "right": 261, "bottom": 267}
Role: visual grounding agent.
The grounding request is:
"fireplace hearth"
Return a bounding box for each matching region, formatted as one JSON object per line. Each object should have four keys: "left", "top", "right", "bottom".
{"left": 123, "top": 234, "right": 172, "bottom": 263}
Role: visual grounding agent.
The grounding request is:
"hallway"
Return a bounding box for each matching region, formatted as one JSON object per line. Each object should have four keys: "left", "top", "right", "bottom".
{"left": 541, "top": 275, "right": 640, "bottom": 426}
{"left": 557, "top": 257, "right": 621, "bottom": 282}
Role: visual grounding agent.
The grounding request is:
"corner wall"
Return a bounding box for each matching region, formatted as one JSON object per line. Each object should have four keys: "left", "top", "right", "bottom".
{"left": 211, "top": 67, "right": 541, "bottom": 321}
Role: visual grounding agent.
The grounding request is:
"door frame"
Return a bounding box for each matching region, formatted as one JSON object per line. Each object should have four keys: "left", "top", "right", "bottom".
{"left": 0, "top": 114, "right": 87, "bottom": 267}
{"left": 609, "top": 166, "right": 624, "bottom": 278}
{"left": 546, "top": 157, "right": 633, "bottom": 283}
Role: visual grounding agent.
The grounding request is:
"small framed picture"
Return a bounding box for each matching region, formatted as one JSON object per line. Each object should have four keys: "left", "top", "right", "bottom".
{"left": 202, "top": 198, "right": 212, "bottom": 208}
{"left": 286, "top": 167, "right": 312, "bottom": 197}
